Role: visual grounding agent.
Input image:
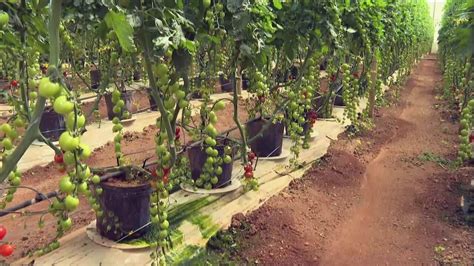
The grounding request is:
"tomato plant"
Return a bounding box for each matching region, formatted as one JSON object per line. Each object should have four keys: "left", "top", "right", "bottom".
{"left": 0, "top": 0, "right": 435, "bottom": 263}
{"left": 438, "top": 0, "right": 474, "bottom": 164}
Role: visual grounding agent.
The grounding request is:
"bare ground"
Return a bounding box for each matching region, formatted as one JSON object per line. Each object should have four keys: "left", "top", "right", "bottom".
{"left": 229, "top": 57, "right": 474, "bottom": 265}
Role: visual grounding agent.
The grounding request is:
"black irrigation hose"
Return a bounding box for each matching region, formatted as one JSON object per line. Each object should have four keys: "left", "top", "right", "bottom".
{"left": 0, "top": 189, "right": 57, "bottom": 217}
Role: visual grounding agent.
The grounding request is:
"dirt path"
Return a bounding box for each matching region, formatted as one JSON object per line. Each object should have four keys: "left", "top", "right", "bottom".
{"left": 230, "top": 57, "right": 474, "bottom": 265}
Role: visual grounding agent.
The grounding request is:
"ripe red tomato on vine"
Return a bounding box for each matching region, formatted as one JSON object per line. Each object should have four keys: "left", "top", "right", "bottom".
{"left": 0, "top": 225, "right": 6, "bottom": 240}
{"left": 0, "top": 244, "right": 13, "bottom": 257}
{"left": 54, "top": 153, "right": 64, "bottom": 164}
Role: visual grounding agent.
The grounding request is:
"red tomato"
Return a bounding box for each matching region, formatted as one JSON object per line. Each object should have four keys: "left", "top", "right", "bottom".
{"left": 54, "top": 153, "right": 64, "bottom": 164}
{"left": 175, "top": 127, "right": 181, "bottom": 141}
{"left": 244, "top": 164, "right": 253, "bottom": 172}
{"left": 353, "top": 72, "right": 359, "bottom": 78}
{"left": 10, "top": 80, "right": 18, "bottom": 87}
{"left": 244, "top": 171, "right": 253, "bottom": 179}
{"left": 248, "top": 152, "right": 256, "bottom": 161}
{"left": 0, "top": 226, "right": 6, "bottom": 240}
{"left": 163, "top": 174, "right": 169, "bottom": 184}
{"left": 150, "top": 166, "right": 158, "bottom": 177}
{"left": 0, "top": 244, "right": 13, "bottom": 257}
{"left": 470, "top": 133, "right": 474, "bottom": 143}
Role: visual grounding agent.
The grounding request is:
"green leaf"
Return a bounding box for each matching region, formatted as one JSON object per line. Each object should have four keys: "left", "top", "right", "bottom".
{"left": 272, "top": 0, "right": 282, "bottom": 10}
{"left": 104, "top": 11, "right": 136, "bottom": 52}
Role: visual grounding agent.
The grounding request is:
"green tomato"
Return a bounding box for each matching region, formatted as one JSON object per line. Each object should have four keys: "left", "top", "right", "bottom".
{"left": 29, "top": 91, "right": 38, "bottom": 100}
{"left": 10, "top": 176, "right": 21, "bottom": 186}
{"left": 38, "top": 77, "right": 61, "bottom": 98}
{"left": 205, "top": 137, "right": 216, "bottom": 146}
{"left": 214, "top": 101, "right": 225, "bottom": 111}
{"left": 79, "top": 166, "right": 91, "bottom": 180}
{"left": 79, "top": 143, "right": 91, "bottom": 159}
{"left": 211, "top": 176, "right": 218, "bottom": 185}
{"left": 13, "top": 117, "right": 25, "bottom": 128}
{"left": 205, "top": 146, "right": 214, "bottom": 155}
{"left": 223, "top": 155, "right": 232, "bottom": 164}
{"left": 178, "top": 99, "right": 188, "bottom": 109}
{"left": 0, "top": 123, "right": 12, "bottom": 134}
{"left": 59, "top": 176, "right": 75, "bottom": 194}
{"left": 0, "top": 12, "right": 9, "bottom": 28}
{"left": 155, "top": 63, "right": 168, "bottom": 77}
{"left": 63, "top": 151, "right": 75, "bottom": 165}
{"left": 160, "top": 220, "right": 169, "bottom": 230}
{"left": 116, "top": 100, "right": 125, "bottom": 108}
{"left": 158, "top": 229, "right": 168, "bottom": 239}
{"left": 164, "top": 98, "right": 176, "bottom": 110}
{"left": 112, "top": 124, "right": 123, "bottom": 133}
{"left": 2, "top": 138, "right": 13, "bottom": 150}
{"left": 113, "top": 106, "right": 122, "bottom": 114}
{"left": 64, "top": 195, "right": 79, "bottom": 211}
{"left": 78, "top": 182, "right": 88, "bottom": 194}
{"left": 59, "top": 132, "right": 79, "bottom": 151}
{"left": 209, "top": 112, "right": 218, "bottom": 124}
{"left": 203, "top": 0, "right": 211, "bottom": 8}
{"left": 91, "top": 175, "right": 101, "bottom": 184}
{"left": 61, "top": 217, "right": 72, "bottom": 231}
{"left": 174, "top": 90, "right": 185, "bottom": 100}
{"left": 112, "top": 90, "right": 121, "bottom": 100}
{"left": 6, "top": 129, "right": 17, "bottom": 140}
{"left": 150, "top": 206, "right": 158, "bottom": 216}
{"left": 205, "top": 124, "right": 218, "bottom": 137}
{"left": 53, "top": 96, "right": 74, "bottom": 115}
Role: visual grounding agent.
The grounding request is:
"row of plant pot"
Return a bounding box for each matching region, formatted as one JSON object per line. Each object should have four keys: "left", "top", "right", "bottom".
{"left": 94, "top": 115, "right": 310, "bottom": 241}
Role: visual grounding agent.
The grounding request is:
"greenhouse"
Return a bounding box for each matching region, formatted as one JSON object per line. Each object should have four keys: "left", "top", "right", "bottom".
{"left": 0, "top": 0, "right": 472, "bottom": 265}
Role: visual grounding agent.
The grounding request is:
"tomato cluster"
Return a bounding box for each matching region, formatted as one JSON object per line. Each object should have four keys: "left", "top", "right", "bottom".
{"left": 0, "top": 225, "right": 14, "bottom": 257}
{"left": 0, "top": 118, "right": 27, "bottom": 207}
{"left": 458, "top": 99, "right": 474, "bottom": 163}
{"left": 243, "top": 152, "right": 258, "bottom": 191}
{"left": 193, "top": 100, "right": 230, "bottom": 190}
{"left": 341, "top": 62, "right": 360, "bottom": 129}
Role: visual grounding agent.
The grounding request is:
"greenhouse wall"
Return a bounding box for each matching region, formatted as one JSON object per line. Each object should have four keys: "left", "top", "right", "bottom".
{"left": 428, "top": 0, "right": 446, "bottom": 53}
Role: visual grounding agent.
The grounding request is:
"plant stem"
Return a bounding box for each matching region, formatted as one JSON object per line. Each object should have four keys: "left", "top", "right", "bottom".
{"left": 139, "top": 30, "right": 176, "bottom": 167}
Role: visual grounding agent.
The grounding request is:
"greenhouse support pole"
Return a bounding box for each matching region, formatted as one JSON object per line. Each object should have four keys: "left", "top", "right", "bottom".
{"left": 368, "top": 53, "right": 378, "bottom": 118}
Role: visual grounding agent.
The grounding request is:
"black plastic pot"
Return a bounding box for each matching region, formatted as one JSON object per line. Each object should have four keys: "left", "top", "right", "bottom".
{"left": 39, "top": 107, "right": 66, "bottom": 141}
{"left": 96, "top": 171, "right": 152, "bottom": 241}
{"left": 147, "top": 88, "right": 158, "bottom": 111}
{"left": 104, "top": 91, "right": 133, "bottom": 120}
{"left": 133, "top": 71, "right": 141, "bottom": 81}
{"left": 242, "top": 78, "right": 250, "bottom": 90}
{"left": 191, "top": 91, "right": 202, "bottom": 99}
{"left": 246, "top": 118, "right": 284, "bottom": 157}
{"left": 219, "top": 75, "right": 234, "bottom": 93}
{"left": 90, "top": 69, "right": 101, "bottom": 91}
{"left": 314, "top": 94, "right": 333, "bottom": 118}
{"left": 334, "top": 84, "right": 345, "bottom": 106}
{"left": 187, "top": 140, "right": 233, "bottom": 189}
